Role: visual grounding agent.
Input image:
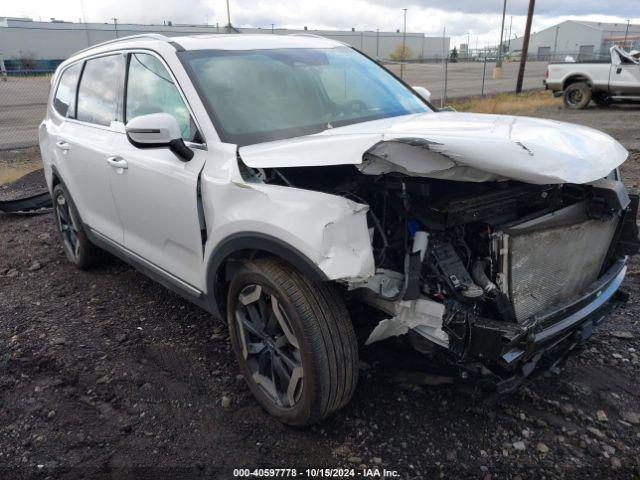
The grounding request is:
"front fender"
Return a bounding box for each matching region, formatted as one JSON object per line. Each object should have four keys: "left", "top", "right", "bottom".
{"left": 201, "top": 179, "right": 376, "bottom": 284}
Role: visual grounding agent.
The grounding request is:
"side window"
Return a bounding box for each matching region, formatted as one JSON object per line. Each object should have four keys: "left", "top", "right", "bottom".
{"left": 76, "top": 55, "right": 123, "bottom": 127}
{"left": 53, "top": 63, "right": 82, "bottom": 118}
{"left": 126, "top": 53, "right": 195, "bottom": 142}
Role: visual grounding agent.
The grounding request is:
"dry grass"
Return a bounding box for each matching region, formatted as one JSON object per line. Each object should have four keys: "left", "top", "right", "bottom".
{"left": 0, "top": 162, "right": 42, "bottom": 185}
{"left": 450, "top": 90, "right": 560, "bottom": 115}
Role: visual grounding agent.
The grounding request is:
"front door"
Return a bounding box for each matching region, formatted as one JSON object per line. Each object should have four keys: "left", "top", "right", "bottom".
{"left": 610, "top": 57, "right": 640, "bottom": 94}
{"left": 108, "top": 52, "right": 207, "bottom": 289}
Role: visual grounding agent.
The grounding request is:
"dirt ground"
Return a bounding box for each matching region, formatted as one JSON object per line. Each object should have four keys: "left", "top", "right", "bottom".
{"left": 1, "top": 103, "right": 640, "bottom": 479}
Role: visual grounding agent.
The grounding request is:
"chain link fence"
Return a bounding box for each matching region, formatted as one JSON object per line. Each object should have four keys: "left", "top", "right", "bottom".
{"left": 0, "top": 57, "right": 54, "bottom": 150}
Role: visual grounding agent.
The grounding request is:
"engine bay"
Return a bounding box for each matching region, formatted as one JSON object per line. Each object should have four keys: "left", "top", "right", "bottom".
{"left": 244, "top": 159, "right": 638, "bottom": 377}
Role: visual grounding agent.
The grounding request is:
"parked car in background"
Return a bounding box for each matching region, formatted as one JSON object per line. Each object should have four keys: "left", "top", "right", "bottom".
{"left": 545, "top": 46, "right": 640, "bottom": 108}
{"left": 40, "top": 34, "right": 639, "bottom": 425}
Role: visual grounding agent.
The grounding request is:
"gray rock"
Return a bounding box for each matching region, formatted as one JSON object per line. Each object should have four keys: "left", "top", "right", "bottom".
{"left": 596, "top": 410, "right": 608, "bottom": 422}
{"left": 6, "top": 268, "right": 19, "bottom": 278}
{"left": 221, "top": 396, "right": 231, "bottom": 408}
{"left": 621, "top": 411, "right": 640, "bottom": 425}
{"left": 587, "top": 427, "right": 605, "bottom": 439}
{"left": 513, "top": 441, "right": 526, "bottom": 451}
{"left": 610, "top": 331, "right": 634, "bottom": 340}
{"left": 536, "top": 442, "right": 549, "bottom": 454}
{"left": 348, "top": 456, "right": 362, "bottom": 464}
{"left": 610, "top": 457, "right": 621, "bottom": 468}
{"left": 28, "top": 262, "right": 42, "bottom": 271}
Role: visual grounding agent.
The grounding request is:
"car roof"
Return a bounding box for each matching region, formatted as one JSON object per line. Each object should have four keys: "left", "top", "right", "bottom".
{"left": 174, "top": 34, "right": 345, "bottom": 50}
{"left": 64, "top": 33, "right": 346, "bottom": 64}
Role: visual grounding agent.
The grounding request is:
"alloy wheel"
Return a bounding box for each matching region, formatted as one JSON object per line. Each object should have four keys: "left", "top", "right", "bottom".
{"left": 55, "top": 193, "right": 80, "bottom": 260}
{"left": 234, "top": 284, "right": 304, "bottom": 408}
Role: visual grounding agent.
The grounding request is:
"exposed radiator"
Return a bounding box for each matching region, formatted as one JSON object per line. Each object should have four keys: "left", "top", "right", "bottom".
{"left": 502, "top": 212, "right": 619, "bottom": 322}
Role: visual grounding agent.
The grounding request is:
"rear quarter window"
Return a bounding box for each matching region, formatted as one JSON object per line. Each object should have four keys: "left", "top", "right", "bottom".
{"left": 53, "top": 63, "right": 82, "bottom": 118}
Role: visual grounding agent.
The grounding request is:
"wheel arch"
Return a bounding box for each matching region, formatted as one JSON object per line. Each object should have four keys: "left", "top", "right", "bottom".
{"left": 206, "top": 233, "right": 330, "bottom": 319}
{"left": 562, "top": 74, "right": 592, "bottom": 91}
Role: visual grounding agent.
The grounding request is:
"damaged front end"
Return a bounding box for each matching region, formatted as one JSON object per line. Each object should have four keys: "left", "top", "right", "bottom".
{"left": 237, "top": 110, "right": 639, "bottom": 394}
{"left": 248, "top": 152, "right": 639, "bottom": 394}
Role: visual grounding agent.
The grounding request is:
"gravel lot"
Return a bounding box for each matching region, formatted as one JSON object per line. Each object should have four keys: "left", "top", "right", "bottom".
{"left": 1, "top": 103, "right": 640, "bottom": 479}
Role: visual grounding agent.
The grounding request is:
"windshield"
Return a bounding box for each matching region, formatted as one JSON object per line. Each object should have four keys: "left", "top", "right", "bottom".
{"left": 180, "top": 47, "right": 430, "bottom": 146}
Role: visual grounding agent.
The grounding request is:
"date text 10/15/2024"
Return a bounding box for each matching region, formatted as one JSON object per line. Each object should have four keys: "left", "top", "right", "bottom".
{"left": 232, "top": 468, "right": 401, "bottom": 478}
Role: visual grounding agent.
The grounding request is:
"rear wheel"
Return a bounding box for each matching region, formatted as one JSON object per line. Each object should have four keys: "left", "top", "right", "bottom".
{"left": 52, "top": 183, "right": 105, "bottom": 269}
{"left": 593, "top": 92, "right": 613, "bottom": 108}
{"left": 563, "top": 82, "right": 592, "bottom": 109}
{"left": 227, "top": 258, "right": 358, "bottom": 426}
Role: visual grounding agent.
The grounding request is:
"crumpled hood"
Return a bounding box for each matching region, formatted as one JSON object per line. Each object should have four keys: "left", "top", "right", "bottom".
{"left": 238, "top": 112, "right": 629, "bottom": 184}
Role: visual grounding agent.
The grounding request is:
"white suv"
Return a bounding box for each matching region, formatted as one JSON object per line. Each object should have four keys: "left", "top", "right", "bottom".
{"left": 40, "top": 33, "right": 638, "bottom": 425}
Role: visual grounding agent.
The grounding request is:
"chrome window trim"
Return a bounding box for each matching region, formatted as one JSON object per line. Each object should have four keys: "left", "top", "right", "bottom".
{"left": 51, "top": 47, "right": 207, "bottom": 149}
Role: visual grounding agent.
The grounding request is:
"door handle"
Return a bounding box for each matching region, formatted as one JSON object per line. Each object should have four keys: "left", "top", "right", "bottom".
{"left": 616, "top": 67, "right": 622, "bottom": 74}
{"left": 56, "top": 140, "right": 70, "bottom": 151}
{"left": 106, "top": 156, "right": 128, "bottom": 170}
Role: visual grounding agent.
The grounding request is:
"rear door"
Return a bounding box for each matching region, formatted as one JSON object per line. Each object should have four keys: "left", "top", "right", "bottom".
{"left": 108, "top": 51, "right": 207, "bottom": 289}
{"left": 50, "top": 54, "right": 125, "bottom": 242}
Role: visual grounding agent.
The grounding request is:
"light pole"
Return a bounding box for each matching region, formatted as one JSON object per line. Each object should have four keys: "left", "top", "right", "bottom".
{"left": 624, "top": 20, "right": 630, "bottom": 49}
{"left": 467, "top": 31, "right": 470, "bottom": 60}
{"left": 507, "top": 15, "right": 513, "bottom": 52}
{"left": 376, "top": 28, "right": 380, "bottom": 59}
{"left": 494, "top": 0, "right": 508, "bottom": 79}
{"left": 112, "top": 17, "right": 118, "bottom": 39}
{"left": 271, "top": 23, "right": 274, "bottom": 34}
{"left": 400, "top": 8, "right": 407, "bottom": 79}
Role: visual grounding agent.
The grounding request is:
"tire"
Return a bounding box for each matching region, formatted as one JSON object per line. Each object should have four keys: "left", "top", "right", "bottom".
{"left": 52, "top": 183, "right": 106, "bottom": 269}
{"left": 227, "top": 257, "right": 358, "bottom": 426}
{"left": 593, "top": 92, "right": 613, "bottom": 108}
{"left": 563, "top": 82, "right": 592, "bottom": 109}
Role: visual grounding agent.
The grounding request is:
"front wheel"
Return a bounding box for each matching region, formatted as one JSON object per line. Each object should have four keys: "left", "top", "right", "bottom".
{"left": 563, "top": 82, "right": 592, "bottom": 109}
{"left": 227, "top": 258, "right": 358, "bottom": 425}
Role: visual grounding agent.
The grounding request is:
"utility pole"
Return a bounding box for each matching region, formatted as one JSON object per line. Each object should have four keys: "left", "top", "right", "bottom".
{"left": 226, "top": 0, "right": 232, "bottom": 32}
{"left": 112, "top": 18, "right": 118, "bottom": 38}
{"left": 80, "top": 0, "right": 91, "bottom": 47}
{"left": 467, "top": 31, "right": 470, "bottom": 60}
{"left": 376, "top": 28, "right": 380, "bottom": 59}
{"left": 271, "top": 23, "right": 274, "bottom": 34}
{"left": 516, "top": 0, "right": 535, "bottom": 93}
{"left": 441, "top": 26, "right": 446, "bottom": 107}
{"left": 493, "top": 0, "right": 508, "bottom": 78}
{"left": 553, "top": 25, "right": 559, "bottom": 57}
{"left": 624, "top": 20, "right": 630, "bottom": 49}
{"left": 400, "top": 8, "right": 407, "bottom": 79}
{"left": 507, "top": 15, "right": 513, "bottom": 52}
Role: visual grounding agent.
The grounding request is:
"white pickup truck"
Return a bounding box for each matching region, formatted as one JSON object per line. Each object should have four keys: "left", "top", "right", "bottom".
{"left": 545, "top": 46, "right": 640, "bottom": 109}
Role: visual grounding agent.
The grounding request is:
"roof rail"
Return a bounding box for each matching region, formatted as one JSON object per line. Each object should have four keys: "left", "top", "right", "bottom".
{"left": 73, "top": 33, "right": 172, "bottom": 56}
{"left": 288, "top": 33, "right": 326, "bottom": 39}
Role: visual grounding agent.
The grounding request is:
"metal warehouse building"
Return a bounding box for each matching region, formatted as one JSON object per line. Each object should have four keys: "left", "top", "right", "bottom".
{"left": 0, "top": 17, "right": 449, "bottom": 65}
{"left": 509, "top": 20, "right": 640, "bottom": 61}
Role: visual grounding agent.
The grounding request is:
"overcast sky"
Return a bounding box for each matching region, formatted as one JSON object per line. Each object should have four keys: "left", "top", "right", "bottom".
{"left": 3, "top": 0, "right": 639, "bottom": 48}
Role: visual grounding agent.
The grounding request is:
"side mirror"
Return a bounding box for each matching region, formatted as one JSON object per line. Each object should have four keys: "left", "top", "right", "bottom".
{"left": 412, "top": 86, "right": 432, "bottom": 103}
{"left": 125, "top": 113, "right": 194, "bottom": 162}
